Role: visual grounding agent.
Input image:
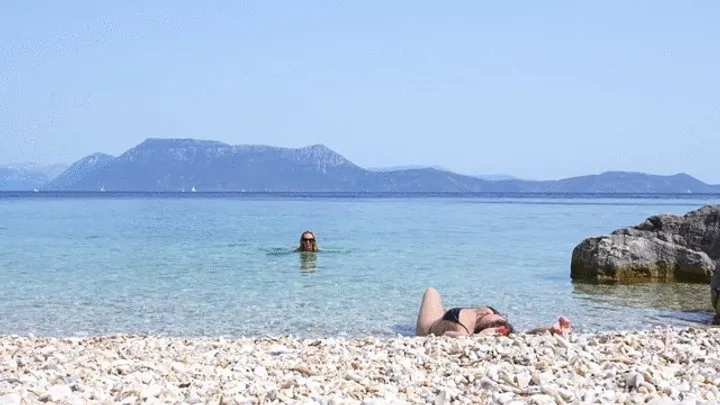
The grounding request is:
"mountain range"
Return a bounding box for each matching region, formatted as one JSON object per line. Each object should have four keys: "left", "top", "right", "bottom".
{"left": 368, "top": 165, "right": 518, "bottom": 181}
{"left": 0, "top": 163, "right": 70, "bottom": 191}
{"left": 2, "top": 138, "right": 719, "bottom": 193}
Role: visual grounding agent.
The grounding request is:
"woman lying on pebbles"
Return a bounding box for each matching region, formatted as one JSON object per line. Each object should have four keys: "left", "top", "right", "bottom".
{"left": 416, "top": 287, "right": 571, "bottom": 337}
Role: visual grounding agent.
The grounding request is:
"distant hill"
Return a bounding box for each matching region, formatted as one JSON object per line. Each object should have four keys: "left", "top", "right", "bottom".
{"left": 474, "top": 174, "right": 519, "bottom": 181}
{"left": 0, "top": 168, "right": 48, "bottom": 191}
{"left": 6, "top": 138, "right": 718, "bottom": 193}
{"left": 44, "top": 153, "right": 114, "bottom": 191}
{"left": 492, "top": 171, "right": 719, "bottom": 193}
{"left": 370, "top": 166, "right": 518, "bottom": 181}
{"left": 368, "top": 165, "right": 451, "bottom": 172}
{"left": 38, "top": 139, "right": 500, "bottom": 192}
{"left": 1, "top": 162, "right": 70, "bottom": 179}
{"left": 0, "top": 162, "right": 69, "bottom": 191}
{"left": 44, "top": 139, "right": 370, "bottom": 192}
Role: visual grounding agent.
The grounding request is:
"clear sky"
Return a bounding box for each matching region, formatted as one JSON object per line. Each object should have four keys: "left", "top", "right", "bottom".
{"left": 1, "top": 1, "right": 718, "bottom": 182}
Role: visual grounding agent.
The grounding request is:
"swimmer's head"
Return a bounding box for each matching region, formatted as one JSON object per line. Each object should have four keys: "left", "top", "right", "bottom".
{"left": 298, "top": 231, "right": 319, "bottom": 252}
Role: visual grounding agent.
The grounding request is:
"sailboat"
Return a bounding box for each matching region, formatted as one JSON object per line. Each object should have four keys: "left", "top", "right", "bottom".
{"left": 191, "top": 186, "right": 197, "bottom": 192}
{"left": 100, "top": 186, "right": 105, "bottom": 192}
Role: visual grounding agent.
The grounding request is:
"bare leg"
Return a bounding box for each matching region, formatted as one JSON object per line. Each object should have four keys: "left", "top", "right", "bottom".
{"left": 415, "top": 288, "right": 445, "bottom": 336}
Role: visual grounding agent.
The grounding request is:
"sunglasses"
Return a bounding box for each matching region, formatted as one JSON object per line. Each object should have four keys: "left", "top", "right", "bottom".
{"left": 302, "top": 238, "right": 315, "bottom": 242}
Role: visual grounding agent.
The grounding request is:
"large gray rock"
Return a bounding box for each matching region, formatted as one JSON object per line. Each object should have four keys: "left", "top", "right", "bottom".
{"left": 571, "top": 204, "right": 720, "bottom": 283}
{"left": 571, "top": 234, "right": 715, "bottom": 282}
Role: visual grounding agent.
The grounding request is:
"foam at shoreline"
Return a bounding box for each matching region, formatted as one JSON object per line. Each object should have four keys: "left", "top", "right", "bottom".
{"left": 1, "top": 327, "right": 719, "bottom": 404}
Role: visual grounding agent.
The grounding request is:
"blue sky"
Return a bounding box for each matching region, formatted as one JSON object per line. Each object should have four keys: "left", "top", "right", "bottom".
{"left": 1, "top": 1, "right": 718, "bottom": 182}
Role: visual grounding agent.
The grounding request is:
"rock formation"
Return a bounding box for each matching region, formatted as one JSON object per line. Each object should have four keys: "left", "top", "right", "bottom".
{"left": 571, "top": 205, "right": 720, "bottom": 283}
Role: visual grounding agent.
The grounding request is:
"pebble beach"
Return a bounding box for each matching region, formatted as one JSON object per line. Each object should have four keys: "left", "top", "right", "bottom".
{"left": 1, "top": 327, "right": 719, "bottom": 405}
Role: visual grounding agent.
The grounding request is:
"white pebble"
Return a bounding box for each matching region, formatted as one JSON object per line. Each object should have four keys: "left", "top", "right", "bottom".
{"left": 254, "top": 366, "right": 268, "bottom": 378}
{"left": 625, "top": 372, "right": 645, "bottom": 389}
{"left": 0, "top": 392, "right": 21, "bottom": 405}
{"left": 44, "top": 385, "right": 72, "bottom": 402}
{"left": 647, "top": 399, "right": 675, "bottom": 405}
{"left": 268, "top": 345, "right": 289, "bottom": 355}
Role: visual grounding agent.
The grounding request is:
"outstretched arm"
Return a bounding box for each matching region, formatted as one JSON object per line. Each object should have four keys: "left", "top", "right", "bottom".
{"left": 526, "top": 326, "right": 557, "bottom": 335}
{"left": 443, "top": 330, "right": 469, "bottom": 337}
{"left": 526, "top": 317, "right": 571, "bottom": 335}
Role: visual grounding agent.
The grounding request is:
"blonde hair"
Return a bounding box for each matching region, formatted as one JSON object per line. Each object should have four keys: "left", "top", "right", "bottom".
{"left": 298, "top": 230, "right": 319, "bottom": 252}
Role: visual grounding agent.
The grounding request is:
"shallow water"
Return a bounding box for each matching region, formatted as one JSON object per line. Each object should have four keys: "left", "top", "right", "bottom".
{"left": 0, "top": 193, "right": 718, "bottom": 338}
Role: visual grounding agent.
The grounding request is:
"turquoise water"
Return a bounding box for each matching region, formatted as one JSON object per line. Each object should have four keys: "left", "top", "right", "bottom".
{"left": 1, "top": 193, "right": 719, "bottom": 338}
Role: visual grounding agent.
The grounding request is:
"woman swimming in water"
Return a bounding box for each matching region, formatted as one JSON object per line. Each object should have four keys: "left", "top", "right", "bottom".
{"left": 415, "top": 288, "right": 571, "bottom": 337}
{"left": 296, "top": 230, "right": 320, "bottom": 252}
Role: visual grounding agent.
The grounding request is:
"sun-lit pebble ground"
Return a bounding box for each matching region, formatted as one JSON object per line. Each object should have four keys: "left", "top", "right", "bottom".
{"left": 1, "top": 327, "right": 719, "bottom": 404}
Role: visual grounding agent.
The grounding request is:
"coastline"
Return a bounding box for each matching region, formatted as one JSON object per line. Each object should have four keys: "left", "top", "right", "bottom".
{"left": 2, "top": 327, "right": 719, "bottom": 404}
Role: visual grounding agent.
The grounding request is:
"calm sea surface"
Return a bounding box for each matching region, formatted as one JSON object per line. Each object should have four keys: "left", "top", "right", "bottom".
{"left": 1, "top": 193, "right": 719, "bottom": 338}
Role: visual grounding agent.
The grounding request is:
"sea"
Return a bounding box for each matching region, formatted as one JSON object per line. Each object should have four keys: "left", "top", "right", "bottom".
{"left": 1, "top": 192, "right": 719, "bottom": 339}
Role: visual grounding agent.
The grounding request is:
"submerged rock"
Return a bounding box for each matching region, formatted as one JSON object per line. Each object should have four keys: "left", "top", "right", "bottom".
{"left": 571, "top": 204, "right": 720, "bottom": 283}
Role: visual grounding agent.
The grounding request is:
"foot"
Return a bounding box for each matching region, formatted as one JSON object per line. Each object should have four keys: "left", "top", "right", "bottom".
{"left": 549, "top": 316, "right": 571, "bottom": 335}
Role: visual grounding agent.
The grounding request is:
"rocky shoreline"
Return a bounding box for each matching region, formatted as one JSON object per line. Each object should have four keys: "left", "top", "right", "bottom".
{"left": 1, "top": 327, "right": 719, "bottom": 405}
